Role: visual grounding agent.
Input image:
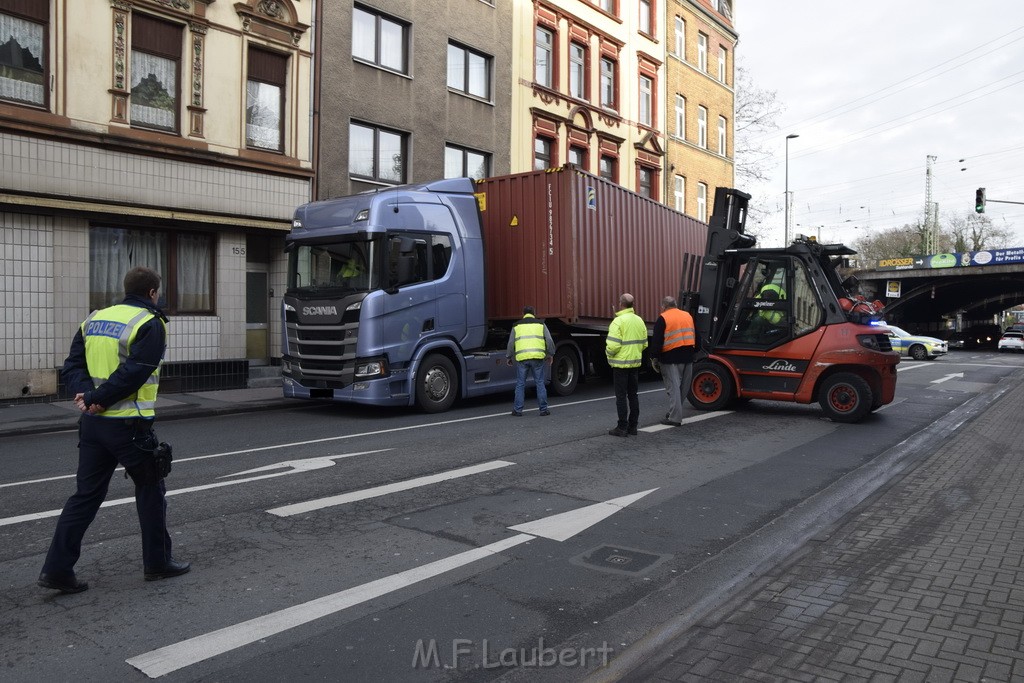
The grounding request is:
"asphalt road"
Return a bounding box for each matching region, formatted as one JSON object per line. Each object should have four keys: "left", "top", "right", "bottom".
{"left": 2, "top": 350, "right": 1022, "bottom": 682}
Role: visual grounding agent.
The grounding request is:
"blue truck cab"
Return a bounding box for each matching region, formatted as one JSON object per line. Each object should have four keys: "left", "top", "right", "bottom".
{"left": 282, "top": 178, "right": 521, "bottom": 411}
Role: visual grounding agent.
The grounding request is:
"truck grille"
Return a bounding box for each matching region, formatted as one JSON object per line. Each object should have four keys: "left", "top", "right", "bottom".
{"left": 284, "top": 312, "right": 360, "bottom": 384}
{"left": 875, "top": 334, "right": 893, "bottom": 352}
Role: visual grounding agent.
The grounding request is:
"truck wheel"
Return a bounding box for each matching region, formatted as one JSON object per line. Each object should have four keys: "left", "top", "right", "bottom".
{"left": 910, "top": 345, "right": 928, "bottom": 361}
{"left": 687, "top": 362, "right": 735, "bottom": 411}
{"left": 416, "top": 354, "right": 458, "bottom": 413}
{"left": 818, "top": 372, "right": 872, "bottom": 423}
{"left": 550, "top": 346, "right": 580, "bottom": 396}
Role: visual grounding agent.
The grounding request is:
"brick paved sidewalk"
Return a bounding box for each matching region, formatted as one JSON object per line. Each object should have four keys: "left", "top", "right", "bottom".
{"left": 634, "top": 379, "right": 1024, "bottom": 683}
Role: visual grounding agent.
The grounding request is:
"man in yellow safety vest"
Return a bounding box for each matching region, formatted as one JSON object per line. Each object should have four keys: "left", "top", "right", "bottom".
{"left": 606, "top": 293, "right": 648, "bottom": 436}
{"left": 506, "top": 306, "right": 555, "bottom": 416}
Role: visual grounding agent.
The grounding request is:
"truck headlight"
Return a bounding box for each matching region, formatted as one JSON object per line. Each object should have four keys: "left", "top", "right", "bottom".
{"left": 857, "top": 334, "right": 881, "bottom": 351}
{"left": 355, "top": 360, "right": 387, "bottom": 378}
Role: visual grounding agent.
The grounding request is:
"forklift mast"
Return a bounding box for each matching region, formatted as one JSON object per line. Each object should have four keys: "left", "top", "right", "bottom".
{"left": 692, "top": 188, "right": 755, "bottom": 351}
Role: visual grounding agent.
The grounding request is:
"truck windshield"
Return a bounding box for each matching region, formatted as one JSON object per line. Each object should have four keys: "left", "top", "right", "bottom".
{"left": 288, "top": 240, "right": 379, "bottom": 293}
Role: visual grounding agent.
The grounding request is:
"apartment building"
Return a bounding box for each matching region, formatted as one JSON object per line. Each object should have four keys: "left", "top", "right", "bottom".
{"left": 312, "top": 0, "right": 513, "bottom": 199}
{"left": 0, "top": 0, "right": 313, "bottom": 401}
{"left": 512, "top": 0, "right": 667, "bottom": 198}
{"left": 664, "top": 0, "right": 736, "bottom": 221}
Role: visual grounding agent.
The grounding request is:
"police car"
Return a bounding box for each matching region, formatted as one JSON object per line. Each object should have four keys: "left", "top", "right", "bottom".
{"left": 884, "top": 325, "right": 948, "bottom": 360}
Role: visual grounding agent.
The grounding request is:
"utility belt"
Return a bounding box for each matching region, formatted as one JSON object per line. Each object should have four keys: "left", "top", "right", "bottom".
{"left": 123, "top": 419, "right": 173, "bottom": 482}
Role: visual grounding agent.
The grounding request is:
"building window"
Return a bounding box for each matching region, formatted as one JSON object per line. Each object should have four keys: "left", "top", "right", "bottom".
{"left": 444, "top": 144, "right": 490, "bottom": 179}
{"left": 697, "top": 32, "right": 708, "bottom": 72}
{"left": 638, "top": 0, "right": 652, "bottom": 36}
{"left": 447, "top": 42, "right": 492, "bottom": 100}
{"left": 600, "top": 57, "right": 616, "bottom": 109}
{"left": 534, "top": 136, "right": 554, "bottom": 170}
{"left": 698, "top": 106, "right": 707, "bottom": 148}
{"left": 599, "top": 155, "right": 616, "bottom": 182}
{"left": 718, "top": 115, "right": 727, "bottom": 155}
{"left": 569, "top": 42, "right": 587, "bottom": 99}
{"left": 697, "top": 182, "right": 707, "bottom": 222}
{"left": 352, "top": 5, "right": 408, "bottom": 74}
{"left": 246, "top": 47, "right": 287, "bottom": 152}
{"left": 674, "top": 16, "right": 684, "bottom": 58}
{"left": 130, "top": 14, "right": 182, "bottom": 133}
{"left": 639, "top": 74, "right": 652, "bottom": 127}
{"left": 0, "top": 5, "right": 47, "bottom": 106}
{"left": 638, "top": 167, "right": 656, "bottom": 200}
{"left": 349, "top": 121, "right": 407, "bottom": 184}
{"left": 535, "top": 26, "right": 554, "bottom": 88}
{"left": 718, "top": 45, "right": 727, "bottom": 82}
{"left": 674, "top": 175, "right": 685, "bottom": 212}
{"left": 568, "top": 145, "right": 587, "bottom": 168}
{"left": 597, "top": 0, "right": 615, "bottom": 13}
{"left": 675, "top": 94, "right": 685, "bottom": 138}
{"left": 89, "top": 227, "right": 213, "bottom": 314}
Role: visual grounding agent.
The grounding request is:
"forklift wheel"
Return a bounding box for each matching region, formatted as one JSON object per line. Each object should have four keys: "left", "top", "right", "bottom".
{"left": 687, "top": 362, "right": 735, "bottom": 411}
{"left": 818, "top": 372, "right": 872, "bottom": 423}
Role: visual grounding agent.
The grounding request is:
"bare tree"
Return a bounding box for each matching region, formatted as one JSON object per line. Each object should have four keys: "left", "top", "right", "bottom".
{"left": 852, "top": 222, "right": 933, "bottom": 260}
{"left": 733, "top": 64, "right": 782, "bottom": 187}
{"left": 944, "top": 211, "right": 1013, "bottom": 251}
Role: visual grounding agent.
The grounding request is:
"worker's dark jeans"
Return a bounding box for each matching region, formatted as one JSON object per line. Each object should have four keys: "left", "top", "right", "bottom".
{"left": 42, "top": 416, "right": 172, "bottom": 576}
{"left": 612, "top": 367, "right": 640, "bottom": 431}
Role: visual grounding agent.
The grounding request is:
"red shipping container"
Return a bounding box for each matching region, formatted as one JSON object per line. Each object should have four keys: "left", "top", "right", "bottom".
{"left": 475, "top": 167, "right": 708, "bottom": 327}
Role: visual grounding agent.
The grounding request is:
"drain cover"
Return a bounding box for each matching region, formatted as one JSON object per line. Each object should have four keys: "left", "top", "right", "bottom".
{"left": 572, "top": 545, "right": 667, "bottom": 575}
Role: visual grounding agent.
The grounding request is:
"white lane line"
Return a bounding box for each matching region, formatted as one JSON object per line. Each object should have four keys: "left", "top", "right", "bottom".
{"left": 126, "top": 533, "right": 535, "bottom": 678}
{"left": 266, "top": 460, "right": 516, "bottom": 517}
{"left": 640, "top": 410, "right": 734, "bottom": 432}
{"left": 126, "top": 489, "right": 656, "bottom": 678}
{"left": 0, "top": 450, "right": 387, "bottom": 528}
{"left": 3, "top": 391, "right": 662, "bottom": 490}
{"left": 897, "top": 363, "right": 932, "bottom": 372}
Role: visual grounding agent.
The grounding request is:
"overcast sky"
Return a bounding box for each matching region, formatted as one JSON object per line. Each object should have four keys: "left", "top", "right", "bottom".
{"left": 734, "top": 1, "right": 1024, "bottom": 250}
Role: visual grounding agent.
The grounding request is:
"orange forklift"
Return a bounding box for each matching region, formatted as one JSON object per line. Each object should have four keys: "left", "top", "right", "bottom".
{"left": 685, "top": 188, "right": 900, "bottom": 423}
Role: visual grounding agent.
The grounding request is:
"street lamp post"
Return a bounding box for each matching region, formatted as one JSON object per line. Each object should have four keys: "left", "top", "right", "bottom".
{"left": 784, "top": 133, "right": 799, "bottom": 246}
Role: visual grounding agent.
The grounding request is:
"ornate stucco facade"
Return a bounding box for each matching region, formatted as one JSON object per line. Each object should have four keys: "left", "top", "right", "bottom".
{"left": 0, "top": 0, "right": 313, "bottom": 399}
{"left": 511, "top": 0, "right": 667, "bottom": 198}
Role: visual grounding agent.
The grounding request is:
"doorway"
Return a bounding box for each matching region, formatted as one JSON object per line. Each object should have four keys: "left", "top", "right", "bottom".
{"left": 246, "top": 265, "right": 269, "bottom": 365}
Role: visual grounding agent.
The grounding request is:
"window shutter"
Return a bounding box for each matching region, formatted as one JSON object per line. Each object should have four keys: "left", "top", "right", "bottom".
{"left": 248, "top": 47, "right": 288, "bottom": 86}
{"left": 0, "top": 0, "right": 48, "bottom": 22}
{"left": 132, "top": 13, "right": 182, "bottom": 59}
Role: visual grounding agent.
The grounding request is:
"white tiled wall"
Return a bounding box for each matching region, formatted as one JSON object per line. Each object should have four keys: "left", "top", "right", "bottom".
{"left": 1, "top": 133, "right": 309, "bottom": 221}
{"left": 165, "top": 316, "right": 222, "bottom": 362}
{"left": 218, "top": 234, "right": 246, "bottom": 358}
{"left": 0, "top": 213, "right": 57, "bottom": 396}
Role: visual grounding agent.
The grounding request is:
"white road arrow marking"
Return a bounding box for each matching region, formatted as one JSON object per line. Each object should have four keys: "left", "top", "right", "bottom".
{"left": 125, "top": 488, "right": 658, "bottom": 678}
{"left": 267, "top": 460, "right": 516, "bottom": 517}
{"left": 0, "top": 450, "right": 389, "bottom": 528}
{"left": 931, "top": 372, "right": 965, "bottom": 384}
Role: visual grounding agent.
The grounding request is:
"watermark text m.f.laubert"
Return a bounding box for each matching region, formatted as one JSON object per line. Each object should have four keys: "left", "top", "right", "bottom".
{"left": 412, "top": 638, "right": 614, "bottom": 670}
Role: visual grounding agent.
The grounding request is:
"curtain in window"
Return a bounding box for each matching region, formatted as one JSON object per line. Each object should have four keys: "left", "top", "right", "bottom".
{"left": 0, "top": 13, "right": 44, "bottom": 104}
{"left": 246, "top": 80, "right": 281, "bottom": 150}
{"left": 131, "top": 51, "right": 176, "bottom": 130}
{"left": 177, "top": 233, "right": 211, "bottom": 311}
{"left": 89, "top": 228, "right": 167, "bottom": 310}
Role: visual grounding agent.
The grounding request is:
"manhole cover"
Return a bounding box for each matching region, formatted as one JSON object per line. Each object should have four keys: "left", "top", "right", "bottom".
{"left": 571, "top": 545, "right": 667, "bottom": 575}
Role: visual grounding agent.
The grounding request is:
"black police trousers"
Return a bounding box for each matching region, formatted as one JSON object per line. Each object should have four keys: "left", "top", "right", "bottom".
{"left": 42, "top": 415, "right": 172, "bottom": 575}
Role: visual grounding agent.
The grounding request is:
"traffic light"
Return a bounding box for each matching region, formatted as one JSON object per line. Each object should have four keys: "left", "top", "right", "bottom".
{"left": 975, "top": 187, "right": 986, "bottom": 213}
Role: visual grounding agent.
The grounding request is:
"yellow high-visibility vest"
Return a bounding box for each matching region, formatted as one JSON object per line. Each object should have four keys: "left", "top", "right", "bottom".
{"left": 82, "top": 304, "right": 165, "bottom": 418}
{"left": 513, "top": 314, "right": 547, "bottom": 361}
{"left": 606, "top": 309, "right": 648, "bottom": 368}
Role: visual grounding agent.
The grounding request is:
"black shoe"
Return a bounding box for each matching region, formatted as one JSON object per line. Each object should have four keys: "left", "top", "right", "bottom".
{"left": 511, "top": 410, "right": 523, "bottom": 417}
{"left": 539, "top": 409, "right": 551, "bottom": 416}
{"left": 608, "top": 427, "right": 628, "bottom": 437}
{"left": 38, "top": 572, "right": 89, "bottom": 593}
{"left": 660, "top": 419, "right": 681, "bottom": 427}
{"left": 144, "top": 559, "right": 191, "bottom": 581}
{"left": 627, "top": 427, "right": 638, "bottom": 435}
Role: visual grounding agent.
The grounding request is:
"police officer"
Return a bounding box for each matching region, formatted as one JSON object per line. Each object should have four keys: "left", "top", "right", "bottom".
{"left": 506, "top": 306, "right": 555, "bottom": 416}
{"left": 39, "top": 266, "right": 189, "bottom": 593}
{"left": 606, "top": 293, "right": 648, "bottom": 436}
{"left": 651, "top": 295, "right": 697, "bottom": 427}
